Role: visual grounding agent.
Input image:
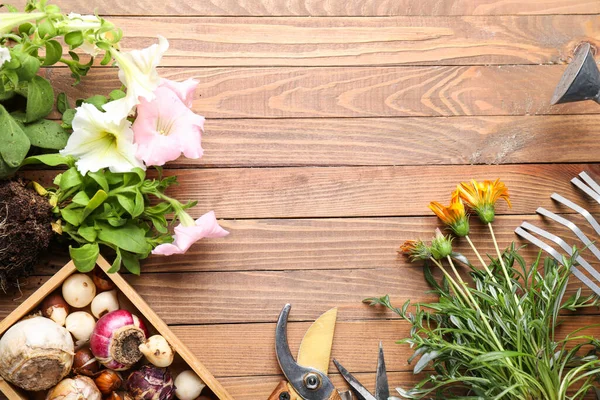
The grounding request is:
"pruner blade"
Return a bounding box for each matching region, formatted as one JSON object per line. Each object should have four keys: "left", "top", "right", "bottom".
{"left": 334, "top": 343, "right": 397, "bottom": 400}
{"left": 275, "top": 304, "right": 337, "bottom": 400}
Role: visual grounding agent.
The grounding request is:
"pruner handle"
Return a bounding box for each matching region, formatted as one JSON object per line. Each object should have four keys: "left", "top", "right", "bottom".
{"left": 268, "top": 380, "right": 293, "bottom": 400}
{"left": 267, "top": 381, "right": 342, "bottom": 400}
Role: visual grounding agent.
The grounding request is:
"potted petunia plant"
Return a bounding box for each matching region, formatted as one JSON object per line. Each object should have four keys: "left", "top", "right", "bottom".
{"left": 0, "top": 1, "right": 227, "bottom": 290}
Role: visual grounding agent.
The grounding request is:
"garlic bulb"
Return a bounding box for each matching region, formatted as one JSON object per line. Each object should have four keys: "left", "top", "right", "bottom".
{"left": 46, "top": 376, "right": 102, "bottom": 400}
{"left": 0, "top": 316, "right": 74, "bottom": 391}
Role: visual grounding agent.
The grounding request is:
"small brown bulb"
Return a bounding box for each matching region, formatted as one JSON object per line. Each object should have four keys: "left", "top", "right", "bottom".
{"left": 72, "top": 348, "right": 100, "bottom": 376}
{"left": 93, "top": 268, "right": 116, "bottom": 292}
{"left": 95, "top": 370, "right": 123, "bottom": 395}
{"left": 40, "top": 292, "right": 70, "bottom": 326}
{"left": 104, "top": 392, "right": 123, "bottom": 400}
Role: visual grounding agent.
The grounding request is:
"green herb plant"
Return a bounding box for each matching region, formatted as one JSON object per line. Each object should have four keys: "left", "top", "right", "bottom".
{"left": 0, "top": 0, "right": 122, "bottom": 178}
{"left": 25, "top": 154, "right": 193, "bottom": 275}
{"left": 367, "top": 179, "right": 600, "bottom": 399}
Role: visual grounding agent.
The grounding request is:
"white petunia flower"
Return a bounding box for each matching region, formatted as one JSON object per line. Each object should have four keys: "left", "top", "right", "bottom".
{"left": 60, "top": 103, "right": 145, "bottom": 175}
{"left": 103, "top": 35, "right": 169, "bottom": 118}
{"left": 0, "top": 46, "right": 11, "bottom": 68}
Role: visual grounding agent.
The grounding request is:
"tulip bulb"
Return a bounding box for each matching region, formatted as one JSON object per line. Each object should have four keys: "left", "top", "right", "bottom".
{"left": 139, "top": 335, "right": 174, "bottom": 367}
{"left": 46, "top": 376, "right": 102, "bottom": 400}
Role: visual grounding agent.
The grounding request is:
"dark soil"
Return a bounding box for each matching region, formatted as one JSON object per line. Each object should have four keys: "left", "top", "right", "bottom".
{"left": 0, "top": 179, "right": 53, "bottom": 292}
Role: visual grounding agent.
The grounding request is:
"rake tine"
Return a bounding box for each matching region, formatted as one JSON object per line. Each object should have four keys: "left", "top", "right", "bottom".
{"left": 572, "top": 177, "right": 600, "bottom": 204}
{"left": 520, "top": 222, "right": 600, "bottom": 285}
{"left": 515, "top": 227, "right": 600, "bottom": 296}
{"left": 579, "top": 171, "right": 600, "bottom": 197}
{"left": 536, "top": 207, "right": 600, "bottom": 262}
{"left": 551, "top": 193, "right": 600, "bottom": 236}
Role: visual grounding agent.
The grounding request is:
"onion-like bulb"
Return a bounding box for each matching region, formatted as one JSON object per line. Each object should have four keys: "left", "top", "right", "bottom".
{"left": 90, "top": 310, "right": 148, "bottom": 371}
{"left": 46, "top": 376, "right": 102, "bottom": 400}
{"left": 0, "top": 316, "right": 74, "bottom": 391}
{"left": 126, "top": 365, "right": 175, "bottom": 400}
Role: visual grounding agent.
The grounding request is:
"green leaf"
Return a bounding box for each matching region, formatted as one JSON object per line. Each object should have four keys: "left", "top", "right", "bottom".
{"left": 37, "top": 19, "right": 57, "bottom": 39}
{"left": 22, "top": 154, "right": 75, "bottom": 167}
{"left": 88, "top": 171, "right": 109, "bottom": 192}
{"left": 77, "top": 225, "right": 97, "bottom": 242}
{"left": 72, "top": 191, "right": 90, "bottom": 206}
{"left": 96, "top": 221, "right": 152, "bottom": 255}
{"left": 133, "top": 191, "right": 145, "bottom": 218}
{"left": 108, "top": 248, "right": 122, "bottom": 273}
{"left": 26, "top": 75, "right": 54, "bottom": 122}
{"left": 121, "top": 251, "right": 141, "bottom": 275}
{"left": 61, "top": 205, "right": 84, "bottom": 226}
{"left": 0, "top": 104, "right": 30, "bottom": 168}
{"left": 84, "top": 95, "right": 107, "bottom": 111}
{"left": 65, "top": 31, "right": 84, "bottom": 48}
{"left": 43, "top": 40, "right": 63, "bottom": 66}
{"left": 59, "top": 167, "right": 83, "bottom": 190}
{"left": 69, "top": 243, "right": 99, "bottom": 272}
{"left": 57, "top": 93, "right": 71, "bottom": 114}
{"left": 109, "top": 89, "right": 126, "bottom": 101}
{"left": 472, "top": 351, "right": 533, "bottom": 364}
{"left": 81, "top": 190, "right": 108, "bottom": 220}
{"left": 61, "top": 108, "right": 76, "bottom": 128}
{"left": 0, "top": 157, "right": 17, "bottom": 179}
{"left": 414, "top": 351, "right": 440, "bottom": 374}
{"left": 22, "top": 119, "right": 70, "bottom": 150}
{"left": 116, "top": 194, "right": 135, "bottom": 215}
{"left": 16, "top": 54, "right": 40, "bottom": 82}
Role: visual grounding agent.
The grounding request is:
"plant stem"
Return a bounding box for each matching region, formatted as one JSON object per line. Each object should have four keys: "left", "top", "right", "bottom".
{"left": 465, "top": 234, "right": 494, "bottom": 277}
{"left": 488, "top": 223, "right": 524, "bottom": 316}
{"left": 446, "top": 256, "right": 506, "bottom": 353}
{"left": 429, "top": 257, "right": 469, "bottom": 307}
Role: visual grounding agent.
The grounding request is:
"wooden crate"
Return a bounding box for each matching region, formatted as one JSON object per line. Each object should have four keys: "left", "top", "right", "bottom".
{"left": 0, "top": 255, "right": 233, "bottom": 400}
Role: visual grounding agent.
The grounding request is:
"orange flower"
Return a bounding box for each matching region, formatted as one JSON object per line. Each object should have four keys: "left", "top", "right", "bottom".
{"left": 456, "top": 179, "right": 511, "bottom": 223}
{"left": 428, "top": 195, "right": 469, "bottom": 237}
{"left": 398, "top": 240, "right": 431, "bottom": 262}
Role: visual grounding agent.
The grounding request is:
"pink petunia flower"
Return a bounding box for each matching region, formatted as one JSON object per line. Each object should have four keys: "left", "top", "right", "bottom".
{"left": 159, "top": 78, "right": 198, "bottom": 108}
{"left": 152, "top": 211, "right": 229, "bottom": 256}
{"left": 132, "top": 83, "right": 204, "bottom": 166}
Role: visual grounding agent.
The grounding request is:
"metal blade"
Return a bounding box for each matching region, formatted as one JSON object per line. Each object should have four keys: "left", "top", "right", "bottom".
{"left": 333, "top": 359, "right": 377, "bottom": 400}
{"left": 375, "top": 343, "right": 389, "bottom": 400}
{"left": 275, "top": 304, "right": 337, "bottom": 400}
{"left": 297, "top": 308, "right": 337, "bottom": 374}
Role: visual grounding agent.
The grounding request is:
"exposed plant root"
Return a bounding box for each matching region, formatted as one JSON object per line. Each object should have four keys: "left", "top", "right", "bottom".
{"left": 0, "top": 179, "right": 53, "bottom": 293}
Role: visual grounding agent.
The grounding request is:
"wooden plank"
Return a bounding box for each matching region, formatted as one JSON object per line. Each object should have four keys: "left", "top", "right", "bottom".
{"left": 194, "top": 116, "right": 600, "bottom": 167}
{"left": 22, "top": 164, "right": 600, "bottom": 219}
{"left": 34, "top": 214, "right": 600, "bottom": 274}
{"left": 52, "top": 15, "right": 600, "bottom": 67}
{"left": 9, "top": 0, "right": 600, "bottom": 16}
{"left": 172, "top": 316, "right": 600, "bottom": 377}
{"left": 1, "top": 266, "right": 596, "bottom": 325}
{"left": 46, "top": 65, "right": 600, "bottom": 119}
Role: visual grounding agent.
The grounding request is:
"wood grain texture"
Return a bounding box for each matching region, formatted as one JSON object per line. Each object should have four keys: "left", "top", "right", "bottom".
{"left": 45, "top": 65, "right": 600, "bottom": 119}
{"left": 33, "top": 214, "right": 600, "bottom": 275}
{"left": 1, "top": 266, "right": 595, "bottom": 326}
{"left": 171, "top": 316, "right": 600, "bottom": 377}
{"left": 57, "top": 15, "right": 600, "bottom": 67}
{"left": 22, "top": 164, "right": 600, "bottom": 219}
{"left": 9, "top": 0, "right": 600, "bottom": 16}
{"left": 194, "top": 115, "right": 600, "bottom": 167}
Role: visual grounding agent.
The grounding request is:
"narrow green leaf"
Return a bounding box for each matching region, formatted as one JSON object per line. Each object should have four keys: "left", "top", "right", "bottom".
{"left": 57, "top": 93, "right": 71, "bottom": 114}
{"left": 81, "top": 190, "right": 108, "bottom": 220}
{"left": 22, "top": 154, "right": 74, "bottom": 167}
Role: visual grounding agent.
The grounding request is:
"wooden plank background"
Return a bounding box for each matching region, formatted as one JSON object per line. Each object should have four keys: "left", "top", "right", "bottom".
{"left": 3, "top": 1, "right": 600, "bottom": 398}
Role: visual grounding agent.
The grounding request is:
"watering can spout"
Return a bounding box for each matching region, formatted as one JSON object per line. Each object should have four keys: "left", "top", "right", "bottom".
{"left": 551, "top": 42, "right": 600, "bottom": 105}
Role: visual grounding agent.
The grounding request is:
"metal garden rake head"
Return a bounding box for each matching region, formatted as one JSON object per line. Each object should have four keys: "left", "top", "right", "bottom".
{"left": 515, "top": 171, "right": 600, "bottom": 297}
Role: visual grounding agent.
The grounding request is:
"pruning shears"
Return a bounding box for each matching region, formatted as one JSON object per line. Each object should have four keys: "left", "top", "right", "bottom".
{"left": 268, "top": 304, "right": 398, "bottom": 400}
